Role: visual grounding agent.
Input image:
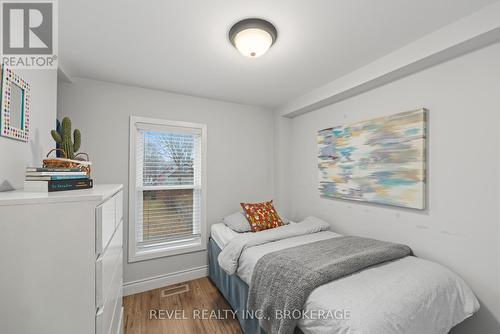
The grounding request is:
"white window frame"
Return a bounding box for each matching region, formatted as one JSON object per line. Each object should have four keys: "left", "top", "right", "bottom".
{"left": 128, "top": 116, "right": 207, "bottom": 262}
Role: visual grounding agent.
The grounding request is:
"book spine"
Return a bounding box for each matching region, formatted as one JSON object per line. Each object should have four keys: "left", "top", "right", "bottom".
{"left": 26, "top": 172, "right": 87, "bottom": 176}
{"left": 26, "top": 167, "right": 82, "bottom": 172}
{"left": 25, "top": 176, "right": 88, "bottom": 181}
{"left": 50, "top": 175, "right": 89, "bottom": 180}
{"left": 47, "top": 179, "right": 93, "bottom": 192}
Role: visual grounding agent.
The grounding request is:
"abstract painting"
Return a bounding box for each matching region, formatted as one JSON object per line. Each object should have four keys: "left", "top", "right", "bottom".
{"left": 318, "top": 109, "right": 426, "bottom": 209}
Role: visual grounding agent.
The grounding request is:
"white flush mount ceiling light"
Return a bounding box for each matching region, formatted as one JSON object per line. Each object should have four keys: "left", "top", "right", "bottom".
{"left": 229, "top": 18, "right": 278, "bottom": 58}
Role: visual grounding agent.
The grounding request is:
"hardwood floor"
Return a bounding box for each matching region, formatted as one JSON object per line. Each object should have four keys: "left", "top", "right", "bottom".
{"left": 123, "top": 277, "right": 243, "bottom": 334}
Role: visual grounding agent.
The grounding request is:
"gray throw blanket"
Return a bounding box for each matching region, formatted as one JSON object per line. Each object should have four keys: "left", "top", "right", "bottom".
{"left": 247, "top": 236, "right": 412, "bottom": 334}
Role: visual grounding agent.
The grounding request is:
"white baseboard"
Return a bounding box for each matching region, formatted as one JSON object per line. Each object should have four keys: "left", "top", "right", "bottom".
{"left": 123, "top": 265, "right": 208, "bottom": 296}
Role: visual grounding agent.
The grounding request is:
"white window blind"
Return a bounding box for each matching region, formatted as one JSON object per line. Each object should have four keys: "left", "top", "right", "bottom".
{"left": 130, "top": 119, "right": 205, "bottom": 260}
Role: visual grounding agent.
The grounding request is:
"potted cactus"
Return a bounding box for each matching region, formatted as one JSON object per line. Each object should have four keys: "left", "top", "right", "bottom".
{"left": 50, "top": 117, "right": 81, "bottom": 159}
{"left": 44, "top": 117, "right": 91, "bottom": 176}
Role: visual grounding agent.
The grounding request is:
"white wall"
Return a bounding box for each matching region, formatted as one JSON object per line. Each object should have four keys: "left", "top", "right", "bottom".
{"left": 272, "top": 110, "right": 291, "bottom": 215}
{"left": 275, "top": 42, "right": 500, "bottom": 333}
{"left": 57, "top": 78, "right": 274, "bottom": 284}
{"left": 0, "top": 69, "right": 58, "bottom": 191}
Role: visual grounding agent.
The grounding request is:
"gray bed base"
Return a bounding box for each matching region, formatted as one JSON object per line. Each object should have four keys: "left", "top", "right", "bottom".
{"left": 208, "top": 238, "right": 303, "bottom": 334}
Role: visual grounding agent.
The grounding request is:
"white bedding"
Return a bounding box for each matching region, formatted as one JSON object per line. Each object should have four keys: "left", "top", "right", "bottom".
{"left": 211, "top": 222, "right": 241, "bottom": 248}
{"left": 211, "top": 220, "right": 297, "bottom": 249}
{"left": 211, "top": 222, "right": 479, "bottom": 334}
{"left": 218, "top": 217, "right": 330, "bottom": 274}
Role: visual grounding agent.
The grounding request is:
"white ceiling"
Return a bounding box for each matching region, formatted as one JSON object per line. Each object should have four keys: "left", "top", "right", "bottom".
{"left": 60, "top": 0, "right": 498, "bottom": 108}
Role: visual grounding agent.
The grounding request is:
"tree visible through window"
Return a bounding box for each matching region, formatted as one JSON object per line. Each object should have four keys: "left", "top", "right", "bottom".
{"left": 143, "top": 132, "right": 194, "bottom": 186}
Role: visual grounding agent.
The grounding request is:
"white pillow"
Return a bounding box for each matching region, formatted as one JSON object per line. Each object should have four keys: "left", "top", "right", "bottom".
{"left": 300, "top": 216, "right": 329, "bottom": 226}
{"left": 223, "top": 211, "right": 252, "bottom": 233}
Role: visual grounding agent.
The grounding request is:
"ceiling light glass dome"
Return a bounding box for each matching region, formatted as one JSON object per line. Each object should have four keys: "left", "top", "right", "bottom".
{"left": 229, "top": 18, "right": 277, "bottom": 58}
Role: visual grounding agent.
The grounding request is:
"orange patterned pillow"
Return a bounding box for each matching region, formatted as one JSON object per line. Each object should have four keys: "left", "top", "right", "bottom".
{"left": 240, "top": 200, "right": 284, "bottom": 232}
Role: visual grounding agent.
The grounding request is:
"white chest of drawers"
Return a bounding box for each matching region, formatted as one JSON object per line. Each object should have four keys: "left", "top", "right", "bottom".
{"left": 0, "top": 184, "right": 124, "bottom": 334}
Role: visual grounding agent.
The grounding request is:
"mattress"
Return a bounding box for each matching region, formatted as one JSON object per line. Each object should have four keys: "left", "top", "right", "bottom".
{"left": 211, "top": 222, "right": 479, "bottom": 334}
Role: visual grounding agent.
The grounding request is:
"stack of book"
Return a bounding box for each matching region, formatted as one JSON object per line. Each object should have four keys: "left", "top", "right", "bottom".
{"left": 24, "top": 167, "right": 93, "bottom": 192}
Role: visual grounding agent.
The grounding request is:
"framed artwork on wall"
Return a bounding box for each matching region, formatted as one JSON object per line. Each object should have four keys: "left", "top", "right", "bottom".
{"left": 0, "top": 65, "right": 31, "bottom": 142}
{"left": 318, "top": 108, "right": 427, "bottom": 210}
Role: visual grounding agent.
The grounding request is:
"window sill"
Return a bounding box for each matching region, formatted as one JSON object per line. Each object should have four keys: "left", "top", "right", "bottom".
{"left": 129, "top": 238, "right": 206, "bottom": 263}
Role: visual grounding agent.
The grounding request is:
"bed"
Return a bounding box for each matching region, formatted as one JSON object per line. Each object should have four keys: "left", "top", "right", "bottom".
{"left": 208, "top": 218, "right": 479, "bottom": 334}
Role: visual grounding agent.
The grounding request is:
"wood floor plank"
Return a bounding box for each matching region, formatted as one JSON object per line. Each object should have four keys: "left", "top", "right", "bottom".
{"left": 196, "top": 278, "right": 241, "bottom": 334}
{"left": 142, "top": 288, "right": 162, "bottom": 334}
{"left": 123, "top": 287, "right": 143, "bottom": 334}
{"left": 123, "top": 277, "right": 243, "bottom": 334}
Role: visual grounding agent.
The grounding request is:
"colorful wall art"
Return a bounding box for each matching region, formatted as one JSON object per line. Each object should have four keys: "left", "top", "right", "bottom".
{"left": 318, "top": 109, "right": 426, "bottom": 209}
{"left": 0, "top": 65, "right": 31, "bottom": 142}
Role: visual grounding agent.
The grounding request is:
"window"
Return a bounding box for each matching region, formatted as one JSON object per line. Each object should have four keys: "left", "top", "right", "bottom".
{"left": 129, "top": 117, "right": 206, "bottom": 262}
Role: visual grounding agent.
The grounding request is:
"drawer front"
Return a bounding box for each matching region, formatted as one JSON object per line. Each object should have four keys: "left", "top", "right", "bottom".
{"left": 115, "top": 191, "right": 123, "bottom": 228}
{"left": 117, "top": 307, "right": 124, "bottom": 334}
{"left": 96, "top": 251, "right": 123, "bottom": 334}
{"left": 110, "top": 305, "right": 123, "bottom": 334}
{"left": 96, "top": 221, "right": 123, "bottom": 308}
{"left": 96, "top": 195, "right": 116, "bottom": 256}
